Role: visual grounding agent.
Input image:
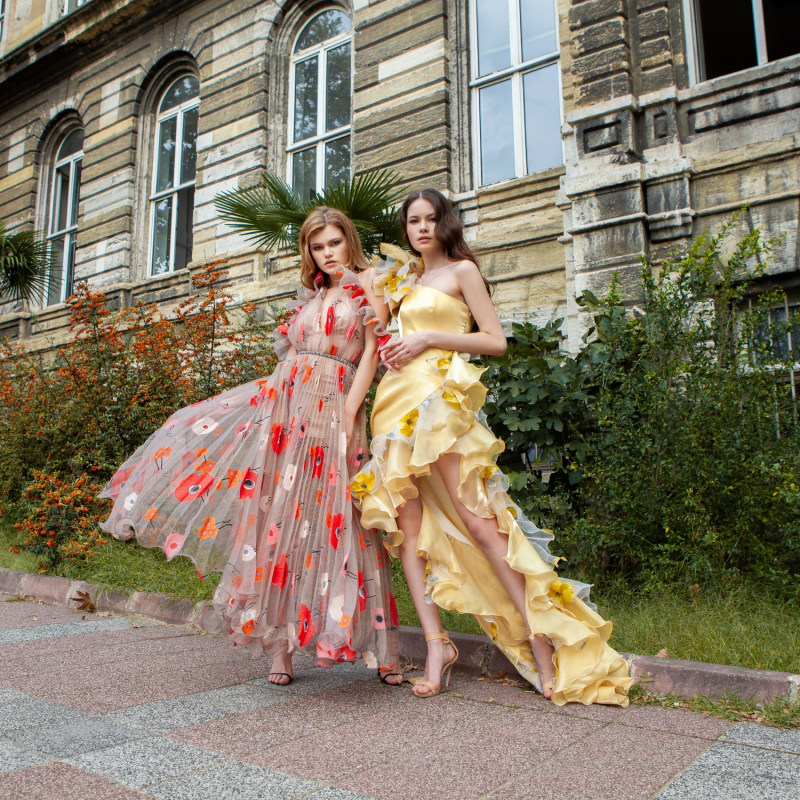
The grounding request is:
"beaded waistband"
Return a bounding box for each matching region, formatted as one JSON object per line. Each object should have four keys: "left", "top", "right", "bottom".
{"left": 296, "top": 351, "right": 356, "bottom": 370}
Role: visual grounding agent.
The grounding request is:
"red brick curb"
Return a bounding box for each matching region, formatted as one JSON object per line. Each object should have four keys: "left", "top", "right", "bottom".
{"left": 2, "top": 566, "right": 798, "bottom": 706}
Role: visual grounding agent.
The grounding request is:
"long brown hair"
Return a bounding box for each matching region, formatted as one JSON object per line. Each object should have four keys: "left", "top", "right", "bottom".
{"left": 399, "top": 189, "right": 480, "bottom": 265}
{"left": 298, "top": 206, "right": 367, "bottom": 289}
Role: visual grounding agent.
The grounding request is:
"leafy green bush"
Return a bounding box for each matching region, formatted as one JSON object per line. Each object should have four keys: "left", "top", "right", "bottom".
{"left": 485, "top": 218, "right": 800, "bottom": 599}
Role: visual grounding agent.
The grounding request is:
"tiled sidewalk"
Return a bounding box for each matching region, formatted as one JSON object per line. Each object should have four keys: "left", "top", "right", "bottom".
{"left": 1, "top": 596, "right": 799, "bottom": 800}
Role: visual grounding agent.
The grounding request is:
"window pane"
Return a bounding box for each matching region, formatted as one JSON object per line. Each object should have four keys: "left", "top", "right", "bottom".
{"left": 174, "top": 187, "right": 194, "bottom": 270}
{"left": 295, "top": 9, "right": 350, "bottom": 52}
{"left": 293, "top": 56, "right": 319, "bottom": 142}
{"left": 520, "top": 0, "right": 557, "bottom": 62}
{"left": 53, "top": 163, "right": 71, "bottom": 233}
{"left": 48, "top": 237, "right": 65, "bottom": 306}
{"left": 70, "top": 159, "right": 82, "bottom": 227}
{"left": 479, "top": 80, "right": 515, "bottom": 185}
{"left": 696, "top": 0, "right": 758, "bottom": 79}
{"left": 151, "top": 196, "right": 173, "bottom": 274}
{"left": 763, "top": 0, "right": 800, "bottom": 62}
{"left": 58, "top": 129, "right": 84, "bottom": 160}
{"left": 523, "top": 64, "right": 562, "bottom": 173}
{"left": 476, "top": 0, "right": 511, "bottom": 76}
{"left": 789, "top": 305, "right": 800, "bottom": 359}
{"left": 326, "top": 43, "right": 351, "bottom": 132}
{"left": 180, "top": 106, "right": 198, "bottom": 184}
{"left": 160, "top": 75, "right": 199, "bottom": 113}
{"left": 155, "top": 115, "right": 177, "bottom": 193}
{"left": 325, "top": 137, "right": 350, "bottom": 188}
{"left": 292, "top": 147, "right": 317, "bottom": 202}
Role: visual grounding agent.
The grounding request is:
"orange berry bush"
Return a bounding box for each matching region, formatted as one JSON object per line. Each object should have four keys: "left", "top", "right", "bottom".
{"left": 0, "top": 262, "right": 284, "bottom": 570}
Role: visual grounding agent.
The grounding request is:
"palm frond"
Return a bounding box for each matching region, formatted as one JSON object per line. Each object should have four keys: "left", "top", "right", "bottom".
{"left": 215, "top": 169, "right": 406, "bottom": 258}
{"left": 0, "top": 221, "right": 51, "bottom": 303}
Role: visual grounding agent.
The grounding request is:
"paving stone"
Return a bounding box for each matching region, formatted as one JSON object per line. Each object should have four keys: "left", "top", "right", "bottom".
{"left": 720, "top": 721, "right": 800, "bottom": 754}
{"left": 0, "top": 692, "right": 88, "bottom": 731}
{"left": 67, "top": 736, "right": 227, "bottom": 788}
{"left": 0, "top": 617, "right": 141, "bottom": 646}
{"left": 490, "top": 724, "right": 716, "bottom": 800}
{"left": 656, "top": 740, "right": 800, "bottom": 799}
{"left": 305, "top": 790, "right": 378, "bottom": 800}
{"left": 0, "top": 738, "right": 52, "bottom": 773}
{"left": 0, "top": 761, "right": 149, "bottom": 800}
{"left": 6, "top": 716, "right": 150, "bottom": 758}
{"left": 148, "top": 759, "right": 322, "bottom": 800}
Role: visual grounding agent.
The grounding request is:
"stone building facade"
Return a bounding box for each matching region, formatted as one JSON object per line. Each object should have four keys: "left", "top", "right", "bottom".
{"left": 0, "top": 0, "right": 798, "bottom": 353}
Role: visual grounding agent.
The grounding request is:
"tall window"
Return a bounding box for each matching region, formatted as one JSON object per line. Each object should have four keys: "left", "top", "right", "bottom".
{"left": 148, "top": 75, "right": 199, "bottom": 275}
{"left": 46, "top": 129, "right": 83, "bottom": 306}
{"left": 689, "top": 0, "right": 800, "bottom": 81}
{"left": 0, "top": 0, "right": 6, "bottom": 42}
{"left": 470, "top": 0, "right": 562, "bottom": 187}
{"left": 288, "top": 8, "right": 352, "bottom": 200}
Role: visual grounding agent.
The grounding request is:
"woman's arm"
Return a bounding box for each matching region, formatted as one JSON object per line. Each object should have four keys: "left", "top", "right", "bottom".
{"left": 344, "top": 324, "right": 379, "bottom": 442}
{"left": 380, "top": 262, "right": 506, "bottom": 369}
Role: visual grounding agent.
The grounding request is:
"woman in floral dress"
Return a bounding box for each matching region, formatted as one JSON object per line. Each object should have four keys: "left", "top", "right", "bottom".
{"left": 100, "top": 207, "right": 402, "bottom": 686}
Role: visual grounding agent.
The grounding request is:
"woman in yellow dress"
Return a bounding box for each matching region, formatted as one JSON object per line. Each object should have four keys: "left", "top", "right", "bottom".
{"left": 352, "top": 189, "right": 631, "bottom": 705}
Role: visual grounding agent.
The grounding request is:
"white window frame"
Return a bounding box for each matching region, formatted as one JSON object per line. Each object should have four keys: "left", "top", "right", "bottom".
{"left": 469, "top": 0, "right": 563, "bottom": 187}
{"left": 45, "top": 130, "right": 83, "bottom": 306}
{"left": 63, "top": 0, "right": 88, "bottom": 15}
{"left": 683, "top": 0, "right": 780, "bottom": 84}
{"left": 0, "top": 0, "right": 6, "bottom": 42}
{"left": 147, "top": 76, "right": 199, "bottom": 276}
{"left": 286, "top": 7, "right": 353, "bottom": 197}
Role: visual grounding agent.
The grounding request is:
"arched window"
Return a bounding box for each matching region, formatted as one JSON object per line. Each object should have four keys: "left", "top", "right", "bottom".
{"left": 45, "top": 128, "right": 83, "bottom": 305}
{"left": 148, "top": 74, "right": 199, "bottom": 275}
{"left": 287, "top": 8, "right": 352, "bottom": 200}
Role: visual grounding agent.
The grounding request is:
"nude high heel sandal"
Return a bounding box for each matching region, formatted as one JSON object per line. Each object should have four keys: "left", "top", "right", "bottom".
{"left": 411, "top": 631, "right": 459, "bottom": 698}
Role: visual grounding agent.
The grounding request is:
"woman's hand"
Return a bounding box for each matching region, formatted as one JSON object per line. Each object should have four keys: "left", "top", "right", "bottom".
{"left": 379, "top": 332, "right": 430, "bottom": 369}
{"left": 345, "top": 410, "right": 355, "bottom": 445}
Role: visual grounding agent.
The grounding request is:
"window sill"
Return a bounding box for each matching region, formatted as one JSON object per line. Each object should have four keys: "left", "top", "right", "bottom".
{"left": 679, "top": 53, "right": 800, "bottom": 102}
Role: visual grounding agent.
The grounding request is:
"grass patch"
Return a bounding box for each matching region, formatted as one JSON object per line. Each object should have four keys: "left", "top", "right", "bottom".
{"left": 602, "top": 585, "right": 800, "bottom": 674}
{"left": 0, "top": 522, "right": 218, "bottom": 601}
{"left": 629, "top": 683, "right": 800, "bottom": 730}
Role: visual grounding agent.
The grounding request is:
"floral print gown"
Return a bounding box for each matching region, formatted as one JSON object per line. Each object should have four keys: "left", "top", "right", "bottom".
{"left": 100, "top": 272, "right": 400, "bottom": 673}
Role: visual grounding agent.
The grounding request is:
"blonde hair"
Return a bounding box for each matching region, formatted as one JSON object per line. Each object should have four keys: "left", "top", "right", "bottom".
{"left": 298, "top": 207, "right": 367, "bottom": 289}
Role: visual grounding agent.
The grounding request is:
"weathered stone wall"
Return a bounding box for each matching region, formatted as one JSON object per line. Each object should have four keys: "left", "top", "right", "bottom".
{"left": 0, "top": 0, "right": 798, "bottom": 355}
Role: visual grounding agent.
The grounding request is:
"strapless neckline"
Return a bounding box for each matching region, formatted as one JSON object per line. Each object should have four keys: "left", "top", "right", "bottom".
{"left": 413, "top": 283, "right": 470, "bottom": 311}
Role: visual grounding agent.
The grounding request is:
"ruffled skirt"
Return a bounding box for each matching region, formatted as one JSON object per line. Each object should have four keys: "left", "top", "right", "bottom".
{"left": 356, "top": 351, "right": 631, "bottom": 705}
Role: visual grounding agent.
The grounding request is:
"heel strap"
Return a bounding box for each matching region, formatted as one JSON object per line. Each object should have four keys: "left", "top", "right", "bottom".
{"left": 424, "top": 631, "right": 450, "bottom": 643}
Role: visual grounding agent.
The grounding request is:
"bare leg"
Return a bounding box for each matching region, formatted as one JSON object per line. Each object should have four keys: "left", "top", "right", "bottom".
{"left": 268, "top": 648, "right": 293, "bottom": 685}
{"left": 435, "top": 452, "right": 556, "bottom": 697}
{"left": 396, "top": 487, "right": 457, "bottom": 697}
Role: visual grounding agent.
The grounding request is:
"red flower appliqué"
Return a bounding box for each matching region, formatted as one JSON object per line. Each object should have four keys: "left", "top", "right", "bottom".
{"left": 329, "top": 512, "right": 344, "bottom": 549}
{"left": 239, "top": 468, "right": 258, "bottom": 499}
{"left": 298, "top": 603, "right": 315, "bottom": 646}
{"left": 271, "top": 423, "right": 289, "bottom": 454}
{"left": 271, "top": 553, "right": 288, "bottom": 588}
{"left": 325, "top": 305, "right": 335, "bottom": 335}
{"left": 174, "top": 472, "right": 213, "bottom": 502}
{"left": 310, "top": 446, "right": 324, "bottom": 478}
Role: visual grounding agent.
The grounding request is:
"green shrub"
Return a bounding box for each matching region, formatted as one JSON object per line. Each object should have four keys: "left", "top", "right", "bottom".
{"left": 485, "top": 217, "right": 800, "bottom": 599}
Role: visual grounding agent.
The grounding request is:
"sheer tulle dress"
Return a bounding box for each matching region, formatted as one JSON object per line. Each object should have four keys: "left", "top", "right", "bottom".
{"left": 100, "top": 272, "right": 400, "bottom": 673}
{"left": 352, "top": 247, "right": 631, "bottom": 705}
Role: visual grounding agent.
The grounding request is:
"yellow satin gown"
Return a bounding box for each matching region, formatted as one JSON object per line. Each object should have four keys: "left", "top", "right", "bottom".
{"left": 352, "top": 247, "right": 632, "bottom": 706}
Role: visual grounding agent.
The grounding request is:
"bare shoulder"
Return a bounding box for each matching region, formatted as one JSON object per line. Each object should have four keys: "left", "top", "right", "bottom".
{"left": 452, "top": 260, "right": 488, "bottom": 292}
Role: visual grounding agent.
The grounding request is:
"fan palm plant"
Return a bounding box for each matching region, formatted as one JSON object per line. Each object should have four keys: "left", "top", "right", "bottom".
{"left": 215, "top": 169, "right": 405, "bottom": 257}
{"left": 0, "top": 219, "right": 51, "bottom": 304}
